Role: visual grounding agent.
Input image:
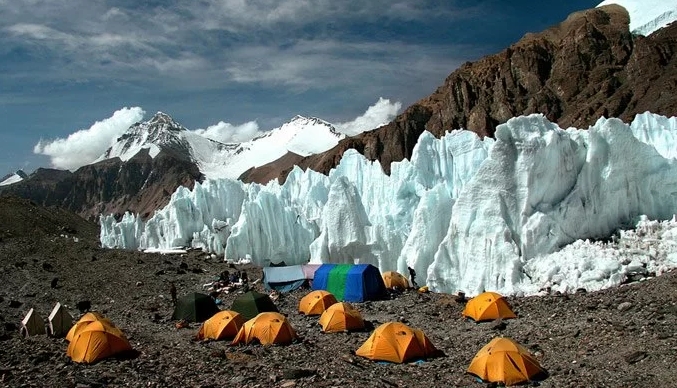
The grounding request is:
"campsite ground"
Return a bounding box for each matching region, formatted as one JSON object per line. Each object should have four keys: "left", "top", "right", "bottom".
{"left": 1, "top": 197, "right": 677, "bottom": 388}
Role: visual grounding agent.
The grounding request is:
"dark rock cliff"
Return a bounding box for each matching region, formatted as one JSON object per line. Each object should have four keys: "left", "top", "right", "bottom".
{"left": 0, "top": 149, "right": 202, "bottom": 221}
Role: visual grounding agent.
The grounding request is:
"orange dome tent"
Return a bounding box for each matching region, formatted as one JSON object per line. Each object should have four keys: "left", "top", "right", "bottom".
{"left": 467, "top": 337, "right": 548, "bottom": 386}
{"left": 66, "top": 320, "right": 132, "bottom": 364}
{"left": 318, "top": 302, "right": 365, "bottom": 333}
{"left": 232, "top": 312, "right": 297, "bottom": 346}
{"left": 356, "top": 322, "right": 439, "bottom": 363}
{"left": 196, "top": 310, "right": 245, "bottom": 341}
{"left": 462, "top": 292, "right": 517, "bottom": 322}
{"left": 66, "top": 312, "right": 117, "bottom": 342}
{"left": 298, "top": 290, "right": 338, "bottom": 316}
{"left": 382, "top": 271, "right": 409, "bottom": 289}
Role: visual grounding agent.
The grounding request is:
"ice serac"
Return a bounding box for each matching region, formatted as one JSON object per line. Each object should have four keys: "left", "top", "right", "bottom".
{"left": 100, "top": 113, "right": 677, "bottom": 296}
{"left": 629, "top": 112, "right": 677, "bottom": 159}
{"left": 309, "top": 176, "right": 376, "bottom": 266}
{"left": 100, "top": 178, "right": 247, "bottom": 252}
{"left": 100, "top": 128, "right": 491, "bottom": 265}
{"left": 523, "top": 216, "right": 677, "bottom": 294}
{"left": 224, "top": 182, "right": 318, "bottom": 266}
{"left": 427, "top": 114, "right": 677, "bottom": 295}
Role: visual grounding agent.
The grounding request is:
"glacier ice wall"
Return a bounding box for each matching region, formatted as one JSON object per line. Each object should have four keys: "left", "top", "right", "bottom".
{"left": 100, "top": 112, "right": 677, "bottom": 295}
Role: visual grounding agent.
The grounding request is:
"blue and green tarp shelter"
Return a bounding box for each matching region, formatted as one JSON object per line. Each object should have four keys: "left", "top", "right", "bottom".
{"left": 312, "top": 264, "right": 386, "bottom": 302}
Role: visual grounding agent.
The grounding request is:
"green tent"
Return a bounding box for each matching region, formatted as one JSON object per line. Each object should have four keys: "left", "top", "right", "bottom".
{"left": 172, "top": 292, "right": 220, "bottom": 322}
{"left": 230, "top": 291, "right": 279, "bottom": 321}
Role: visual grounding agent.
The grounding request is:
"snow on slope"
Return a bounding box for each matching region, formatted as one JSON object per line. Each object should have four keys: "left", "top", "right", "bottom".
{"left": 598, "top": 0, "right": 677, "bottom": 36}
{"left": 97, "top": 113, "right": 342, "bottom": 180}
{"left": 0, "top": 172, "right": 25, "bottom": 186}
{"left": 201, "top": 116, "right": 343, "bottom": 179}
{"left": 284, "top": 116, "right": 344, "bottom": 156}
{"left": 100, "top": 112, "right": 677, "bottom": 296}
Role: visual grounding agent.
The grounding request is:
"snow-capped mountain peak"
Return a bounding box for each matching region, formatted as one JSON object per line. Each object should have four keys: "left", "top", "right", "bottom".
{"left": 198, "top": 114, "right": 344, "bottom": 179}
{"left": 96, "top": 111, "right": 244, "bottom": 179}
{"left": 96, "top": 112, "right": 345, "bottom": 181}
{"left": 97, "top": 112, "right": 195, "bottom": 162}
{"left": 598, "top": 0, "right": 677, "bottom": 36}
{"left": 271, "top": 115, "right": 343, "bottom": 157}
{"left": 146, "top": 112, "right": 185, "bottom": 132}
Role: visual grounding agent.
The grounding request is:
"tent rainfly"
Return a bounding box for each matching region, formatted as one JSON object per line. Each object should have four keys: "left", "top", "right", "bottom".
{"left": 21, "top": 308, "right": 46, "bottom": 337}
{"left": 312, "top": 264, "right": 387, "bottom": 302}
{"left": 463, "top": 291, "right": 517, "bottom": 322}
{"left": 356, "top": 321, "right": 439, "bottom": 363}
{"left": 298, "top": 290, "right": 338, "bottom": 316}
{"left": 263, "top": 264, "right": 322, "bottom": 292}
{"left": 263, "top": 265, "right": 307, "bottom": 293}
{"left": 66, "top": 312, "right": 115, "bottom": 342}
{"left": 196, "top": 310, "right": 244, "bottom": 341}
{"left": 172, "top": 292, "right": 220, "bottom": 323}
{"left": 319, "top": 302, "right": 365, "bottom": 333}
{"left": 382, "top": 271, "right": 410, "bottom": 289}
{"left": 67, "top": 320, "right": 132, "bottom": 364}
{"left": 467, "top": 337, "right": 548, "bottom": 385}
{"left": 48, "top": 302, "right": 73, "bottom": 337}
{"left": 231, "top": 291, "right": 279, "bottom": 321}
{"left": 232, "top": 312, "right": 297, "bottom": 346}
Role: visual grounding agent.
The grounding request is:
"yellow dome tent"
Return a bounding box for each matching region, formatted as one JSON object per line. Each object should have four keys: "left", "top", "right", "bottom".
{"left": 356, "top": 322, "right": 439, "bottom": 363}
{"left": 318, "top": 302, "right": 365, "bottom": 333}
{"left": 382, "top": 271, "right": 409, "bottom": 289}
{"left": 66, "top": 312, "right": 117, "bottom": 342}
{"left": 462, "top": 292, "right": 517, "bottom": 322}
{"left": 66, "top": 320, "right": 132, "bottom": 364}
{"left": 232, "top": 312, "right": 297, "bottom": 346}
{"left": 298, "top": 290, "right": 338, "bottom": 316}
{"left": 467, "top": 337, "right": 548, "bottom": 386}
{"left": 196, "top": 310, "right": 244, "bottom": 341}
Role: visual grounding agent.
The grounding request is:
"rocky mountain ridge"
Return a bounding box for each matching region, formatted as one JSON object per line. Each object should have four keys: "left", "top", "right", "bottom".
{"left": 0, "top": 148, "right": 202, "bottom": 221}
{"left": 241, "top": 5, "right": 677, "bottom": 183}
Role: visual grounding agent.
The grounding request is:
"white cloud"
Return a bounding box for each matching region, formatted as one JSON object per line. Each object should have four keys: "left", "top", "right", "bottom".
{"left": 33, "top": 107, "right": 145, "bottom": 170}
{"left": 192, "top": 120, "right": 260, "bottom": 143}
{"left": 336, "top": 98, "right": 402, "bottom": 136}
{"left": 192, "top": 0, "right": 474, "bottom": 32}
{"left": 1, "top": 1, "right": 480, "bottom": 91}
{"left": 6, "top": 23, "right": 78, "bottom": 47}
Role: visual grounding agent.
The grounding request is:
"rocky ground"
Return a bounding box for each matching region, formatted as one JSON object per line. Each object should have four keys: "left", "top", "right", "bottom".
{"left": 1, "top": 196, "right": 677, "bottom": 388}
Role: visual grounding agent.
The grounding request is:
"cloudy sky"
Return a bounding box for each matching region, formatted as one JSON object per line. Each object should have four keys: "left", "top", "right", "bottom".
{"left": 0, "top": 0, "right": 600, "bottom": 173}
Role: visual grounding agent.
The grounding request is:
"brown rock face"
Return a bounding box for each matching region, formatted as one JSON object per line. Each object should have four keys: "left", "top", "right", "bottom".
{"left": 0, "top": 149, "right": 203, "bottom": 221}
{"left": 243, "top": 5, "right": 677, "bottom": 184}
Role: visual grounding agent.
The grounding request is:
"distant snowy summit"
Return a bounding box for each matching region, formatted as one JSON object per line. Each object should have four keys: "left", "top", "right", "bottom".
{"left": 247, "top": 115, "right": 343, "bottom": 159}
{"left": 598, "top": 0, "right": 677, "bottom": 36}
{"left": 97, "top": 112, "right": 343, "bottom": 180}
{"left": 0, "top": 170, "right": 27, "bottom": 186}
{"left": 96, "top": 111, "right": 238, "bottom": 163}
